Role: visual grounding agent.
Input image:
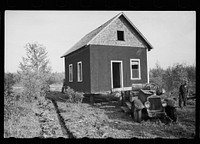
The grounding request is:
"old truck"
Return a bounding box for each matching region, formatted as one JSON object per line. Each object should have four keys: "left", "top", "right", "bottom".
{"left": 120, "top": 84, "right": 178, "bottom": 123}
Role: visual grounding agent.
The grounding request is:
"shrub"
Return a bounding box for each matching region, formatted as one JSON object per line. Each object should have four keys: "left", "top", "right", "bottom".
{"left": 4, "top": 73, "right": 16, "bottom": 121}
{"left": 65, "top": 86, "right": 84, "bottom": 103}
{"left": 150, "top": 63, "right": 196, "bottom": 94}
{"left": 48, "top": 72, "right": 65, "bottom": 85}
{"left": 4, "top": 73, "right": 16, "bottom": 95}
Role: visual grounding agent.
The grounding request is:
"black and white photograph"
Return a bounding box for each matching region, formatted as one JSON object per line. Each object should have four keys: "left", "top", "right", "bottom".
{"left": 4, "top": 11, "right": 196, "bottom": 138}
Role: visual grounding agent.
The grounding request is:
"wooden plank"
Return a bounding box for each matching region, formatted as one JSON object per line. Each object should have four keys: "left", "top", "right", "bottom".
{"left": 93, "top": 94, "right": 119, "bottom": 100}
{"left": 187, "top": 96, "right": 196, "bottom": 100}
{"left": 112, "top": 87, "right": 132, "bottom": 92}
{"left": 125, "top": 101, "right": 132, "bottom": 110}
{"left": 121, "top": 106, "right": 131, "bottom": 113}
{"left": 140, "top": 89, "right": 153, "bottom": 95}
{"left": 58, "top": 97, "right": 67, "bottom": 102}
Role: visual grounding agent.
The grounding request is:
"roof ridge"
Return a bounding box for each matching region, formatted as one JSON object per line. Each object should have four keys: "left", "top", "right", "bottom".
{"left": 121, "top": 13, "right": 154, "bottom": 50}
{"left": 61, "top": 12, "right": 123, "bottom": 58}
{"left": 61, "top": 12, "right": 153, "bottom": 58}
{"left": 86, "top": 12, "right": 123, "bottom": 45}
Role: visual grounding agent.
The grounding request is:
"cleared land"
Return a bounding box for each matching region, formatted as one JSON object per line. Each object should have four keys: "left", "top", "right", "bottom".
{"left": 46, "top": 84, "right": 196, "bottom": 138}
{"left": 4, "top": 86, "right": 64, "bottom": 138}
{"left": 5, "top": 84, "right": 195, "bottom": 138}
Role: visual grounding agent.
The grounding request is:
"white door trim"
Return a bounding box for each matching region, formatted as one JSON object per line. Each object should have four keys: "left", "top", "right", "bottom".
{"left": 146, "top": 48, "right": 149, "bottom": 83}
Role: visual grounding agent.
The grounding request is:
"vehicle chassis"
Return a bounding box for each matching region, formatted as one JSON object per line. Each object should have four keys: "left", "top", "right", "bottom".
{"left": 120, "top": 88, "right": 177, "bottom": 123}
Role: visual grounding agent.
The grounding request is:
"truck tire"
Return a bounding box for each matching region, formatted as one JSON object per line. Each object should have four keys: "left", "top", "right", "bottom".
{"left": 165, "top": 106, "right": 177, "bottom": 122}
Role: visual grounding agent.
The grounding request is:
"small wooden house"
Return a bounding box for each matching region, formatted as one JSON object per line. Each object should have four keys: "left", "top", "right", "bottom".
{"left": 61, "top": 12, "right": 153, "bottom": 93}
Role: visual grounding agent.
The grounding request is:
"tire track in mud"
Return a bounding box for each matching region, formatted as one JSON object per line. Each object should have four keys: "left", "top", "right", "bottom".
{"left": 50, "top": 99, "right": 76, "bottom": 138}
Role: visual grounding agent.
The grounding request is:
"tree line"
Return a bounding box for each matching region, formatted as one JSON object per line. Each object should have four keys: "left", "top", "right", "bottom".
{"left": 5, "top": 42, "right": 196, "bottom": 100}
{"left": 149, "top": 62, "right": 196, "bottom": 96}
{"left": 5, "top": 71, "right": 65, "bottom": 87}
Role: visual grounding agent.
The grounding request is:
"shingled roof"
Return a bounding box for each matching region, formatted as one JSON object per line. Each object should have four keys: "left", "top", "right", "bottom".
{"left": 61, "top": 12, "right": 153, "bottom": 58}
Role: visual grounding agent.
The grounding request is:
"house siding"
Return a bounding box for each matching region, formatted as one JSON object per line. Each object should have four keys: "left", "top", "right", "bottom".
{"left": 64, "top": 46, "right": 91, "bottom": 93}
{"left": 90, "top": 15, "right": 146, "bottom": 48}
{"left": 90, "top": 44, "right": 147, "bottom": 93}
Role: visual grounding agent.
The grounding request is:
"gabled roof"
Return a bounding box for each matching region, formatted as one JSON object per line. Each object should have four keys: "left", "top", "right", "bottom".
{"left": 61, "top": 12, "right": 153, "bottom": 58}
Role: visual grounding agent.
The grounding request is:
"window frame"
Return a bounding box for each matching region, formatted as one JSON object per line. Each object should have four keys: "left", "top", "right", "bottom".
{"left": 130, "top": 59, "right": 141, "bottom": 80}
{"left": 69, "top": 64, "right": 73, "bottom": 82}
{"left": 77, "top": 61, "right": 83, "bottom": 82}
{"left": 117, "top": 30, "right": 124, "bottom": 41}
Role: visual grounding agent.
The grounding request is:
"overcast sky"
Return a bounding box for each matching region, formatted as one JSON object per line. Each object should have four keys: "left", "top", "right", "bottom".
{"left": 5, "top": 11, "right": 196, "bottom": 73}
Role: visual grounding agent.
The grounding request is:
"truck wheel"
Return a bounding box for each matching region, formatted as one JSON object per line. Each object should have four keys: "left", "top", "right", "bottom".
{"left": 165, "top": 106, "right": 177, "bottom": 122}
{"left": 171, "top": 108, "right": 177, "bottom": 122}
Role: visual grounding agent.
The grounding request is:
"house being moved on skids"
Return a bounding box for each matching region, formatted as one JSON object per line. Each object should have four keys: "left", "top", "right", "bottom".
{"left": 61, "top": 12, "right": 153, "bottom": 93}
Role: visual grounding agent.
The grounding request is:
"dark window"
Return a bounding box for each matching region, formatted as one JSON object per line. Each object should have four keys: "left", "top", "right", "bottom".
{"left": 117, "top": 31, "right": 124, "bottom": 41}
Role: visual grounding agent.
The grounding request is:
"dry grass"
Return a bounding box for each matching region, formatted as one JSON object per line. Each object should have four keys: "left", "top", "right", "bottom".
{"left": 55, "top": 96, "right": 195, "bottom": 138}
{"left": 4, "top": 87, "right": 64, "bottom": 138}
{"left": 4, "top": 102, "right": 41, "bottom": 138}
{"left": 8, "top": 85, "right": 195, "bottom": 138}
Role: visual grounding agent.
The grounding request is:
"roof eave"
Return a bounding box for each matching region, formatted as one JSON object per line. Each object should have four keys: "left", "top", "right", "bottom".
{"left": 121, "top": 13, "right": 154, "bottom": 51}
{"left": 146, "top": 43, "right": 153, "bottom": 51}
{"left": 61, "top": 13, "right": 123, "bottom": 58}
{"left": 60, "top": 44, "right": 88, "bottom": 58}
{"left": 61, "top": 12, "right": 154, "bottom": 58}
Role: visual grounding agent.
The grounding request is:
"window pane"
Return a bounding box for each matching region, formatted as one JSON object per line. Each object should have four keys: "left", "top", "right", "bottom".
{"left": 131, "top": 61, "right": 138, "bottom": 65}
{"left": 78, "top": 62, "right": 82, "bottom": 82}
{"left": 132, "top": 64, "right": 138, "bottom": 69}
{"left": 69, "top": 65, "right": 73, "bottom": 82}
{"left": 132, "top": 69, "right": 139, "bottom": 78}
{"left": 80, "top": 63, "right": 82, "bottom": 81}
{"left": 131, "top": 60, "right": 140, "bottom": 79}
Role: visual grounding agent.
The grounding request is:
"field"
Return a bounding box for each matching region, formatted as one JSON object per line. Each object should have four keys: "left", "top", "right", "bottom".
{"left": 46, "top": 84, "right": 196, "bottom": 138}
{"left": 4, "top": 85, "right": 64, "bottom": 138}
{"left": 4, "top": 83, "right": 196, "bottom": 138}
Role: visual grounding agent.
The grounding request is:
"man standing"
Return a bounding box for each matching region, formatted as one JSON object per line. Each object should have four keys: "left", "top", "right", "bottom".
{"left": 179, "top": 80, "right": 188, "bottom": 108}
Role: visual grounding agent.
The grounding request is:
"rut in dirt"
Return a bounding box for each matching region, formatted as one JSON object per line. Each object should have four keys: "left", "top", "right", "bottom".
{"left": 50, "top": 99, "right": 76, "bottom": 138}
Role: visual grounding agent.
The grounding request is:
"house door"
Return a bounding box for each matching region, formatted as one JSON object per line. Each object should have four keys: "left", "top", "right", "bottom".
{"left": 111, "top": 61, "right": 123, "bottom": 89}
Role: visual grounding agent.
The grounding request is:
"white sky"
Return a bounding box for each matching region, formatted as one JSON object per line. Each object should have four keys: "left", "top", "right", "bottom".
{"left": 5, "top": 11, "right": 196, "bottom": 73}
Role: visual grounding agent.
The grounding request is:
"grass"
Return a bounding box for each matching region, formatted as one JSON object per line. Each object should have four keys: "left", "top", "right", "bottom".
{"left": 53, "top": 91, "right": 195, "bottom": 138}
{"left": 140, "top": 102, "right": 195, "bottom": 138}
{"left": 4, "top": 102, "right": 41, "bottom": 138}
{"left": 4, "top": 86, "right": 64, "bottom": 138}
{"left": 7, "top": 84, "right": 195, "bottom": 138}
